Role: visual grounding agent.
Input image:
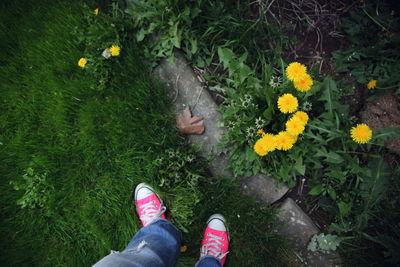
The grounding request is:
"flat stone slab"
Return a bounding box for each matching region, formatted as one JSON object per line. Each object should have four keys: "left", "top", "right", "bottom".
{"left": 153, "top": 52, "right": 230, "bottom": 177}
{"left": 153, "top": 51, "right": 288, "bottom": 203}
{"left": 277, "top": 198, "right": 341, "bottom": 266}
{"left": 242, "top": 174, "right": 288, "bottom": 204}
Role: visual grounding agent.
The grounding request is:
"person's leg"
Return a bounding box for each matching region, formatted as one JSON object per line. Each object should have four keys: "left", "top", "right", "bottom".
{"left": 93, "top": 183, "right": 182, "bottom": 267}
{"left": 195, "top": 256, "right": 221, "bottom": 267}
{"left": 195, "top": 214, "right": 230, "bottom": 267}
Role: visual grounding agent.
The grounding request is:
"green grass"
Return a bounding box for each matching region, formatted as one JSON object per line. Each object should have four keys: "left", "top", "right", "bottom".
{"left": 0, "top": 0, "right": 293, "bottom": 266}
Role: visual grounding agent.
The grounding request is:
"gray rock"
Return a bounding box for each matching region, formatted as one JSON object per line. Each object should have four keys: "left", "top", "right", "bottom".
{"left": 277, "top": 198, "right": 341, "bottom": 266}
{"left": 153, "top": 52, "right": 230, "bottom": 177}
{"left": 242, "top": 174, "right": 288, "bottom": 204}
{"left": 152, "top": 51, "right": 288, "bottom": 202}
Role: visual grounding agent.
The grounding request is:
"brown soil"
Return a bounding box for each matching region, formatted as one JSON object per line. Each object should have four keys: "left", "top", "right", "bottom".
{"left": 274, "top": 0, "right": 349, "bottom": 74}
{"left": 361, "top": 90, "right": 400, "bottom": 153}
{"left": 285, "top": 176, "right": 332, "bottom": 232}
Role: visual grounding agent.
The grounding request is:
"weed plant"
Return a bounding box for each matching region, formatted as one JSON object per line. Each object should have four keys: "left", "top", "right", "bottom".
{"left": 126, "top": 0, "right": 292, "bottom": 69}
{"left": 333, "top": 1, "right": 400, "bottom": 94}
{"left": 0, "top": 0, "right": 292, "bottom": 266}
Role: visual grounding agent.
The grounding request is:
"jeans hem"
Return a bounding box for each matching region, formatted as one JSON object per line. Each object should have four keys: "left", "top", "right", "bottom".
{"left": 195, "top": 255, "right": 222, "bottom": 267}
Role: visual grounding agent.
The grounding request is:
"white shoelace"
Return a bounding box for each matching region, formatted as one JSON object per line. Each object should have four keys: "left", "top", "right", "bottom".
{"left": 200, "top": 233, "right": 229, "bottom": 260}
{"left": 139, "top": 201, "right": 166, "bottom": 226}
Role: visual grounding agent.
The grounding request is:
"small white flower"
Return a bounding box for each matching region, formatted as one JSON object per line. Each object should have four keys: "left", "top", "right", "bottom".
{"left": 227, "top": 121, "right": 236, "bottom": 130}
{"left": 244, "top": 94, "right": 253, "bottom": 101}
{"left": 269, "top": 75, "right": 282, "bottom": 88}
{"left": 302, "top": 101, "right": 312, "bottom": 112}
{"left": 241, "top": 100, "right": 250, "bottom": 108}
{"left": 186, "top": 155, "right": 194, "bottom": 162}
{"left": 255, "top": 117, "right": 265, "bottom": 128}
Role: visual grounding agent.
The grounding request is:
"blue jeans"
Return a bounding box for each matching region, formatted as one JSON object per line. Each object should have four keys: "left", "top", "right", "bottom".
{"left": 93, "top": 219, "right": 221, "bottom": 267}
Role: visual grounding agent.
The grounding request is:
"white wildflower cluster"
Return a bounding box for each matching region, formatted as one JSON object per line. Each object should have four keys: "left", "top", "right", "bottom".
{"left": 238, "top": 94, "right": 258, "bottom": 109}
{"left": 240, "top": 94, "right": 253, "bottom": 108}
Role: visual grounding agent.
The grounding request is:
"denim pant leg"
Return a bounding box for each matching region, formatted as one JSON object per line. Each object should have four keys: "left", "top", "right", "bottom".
{"left": 93, "top": 219, "right": 182, "bottom": 267}
{"left": 195, "top": 256, "right": 222, "bottom": 267}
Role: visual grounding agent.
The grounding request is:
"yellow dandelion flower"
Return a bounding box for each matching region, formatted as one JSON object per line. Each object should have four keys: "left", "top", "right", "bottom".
{"left": 94, "top": 8, "right": 99, "bottom": 15}
{"left": 261, "top": 133, "right": 277, "bottom": 152}
{"left": 286, "top": 117, "right": 306, "bottom": 136}
{"left": 294, "top": 73, "right": 314, "bottom": 92}
{"left": 286, "top": 62, "right": 307, "bottom": 82}
{"left": 254, "top": 139, "right": 267, "bottom": 156}
{"left": 180, "top": 245, "right": 187, "bottom": 252}
{"left": 78, "top": 57, "right": 87, "bottom": 68}
{"left": 276, "top": 131, "right": 297, "bottom": 151}
{"left": 367, "top": 80, "right": 377, "bottom": 89}
{"left": 293, "top": 111, "right": 309, "bottom": 124}
{"left": 350, "top": 124, "right": 372, "bottom": 144}
{"left": 257, "top": 129, "right": 265, "bottom": 135}
{"left": 277, "top": 93, "right": 298, "bottom": 114}
{"left": 254, "top": 133, "right": 276, "bottom": 156}
{"left": 109, "top": 45, "right": 120, "bottom": 56}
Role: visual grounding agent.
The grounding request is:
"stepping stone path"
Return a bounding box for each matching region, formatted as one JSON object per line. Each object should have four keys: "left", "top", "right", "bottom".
{"left": 153, "top": 51, "right": 341, "bottom": 266}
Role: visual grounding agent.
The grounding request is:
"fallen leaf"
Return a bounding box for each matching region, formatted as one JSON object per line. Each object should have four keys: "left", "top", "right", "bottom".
{"left": 176, "top": 107, "right": 205, "bottom": 134}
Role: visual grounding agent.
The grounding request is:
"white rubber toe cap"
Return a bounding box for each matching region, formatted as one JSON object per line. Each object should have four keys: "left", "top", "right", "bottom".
{"left": 135, "top": 183, "right": 155, "bottom": 201}
{"left": 207, "top": 213, "right": 227, "bottom": 232}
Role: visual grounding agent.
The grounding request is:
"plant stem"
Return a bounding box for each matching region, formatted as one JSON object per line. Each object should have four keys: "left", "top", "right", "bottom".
{"left": 362, "top": 7, "right": 389, "bottom": 33}
{"left": 376, "top": 84, "right": 400, "bottom": 90}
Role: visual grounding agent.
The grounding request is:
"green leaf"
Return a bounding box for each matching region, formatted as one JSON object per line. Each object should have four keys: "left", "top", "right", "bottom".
{"left": 319, "top": 77, "right": 336, "bottom": 118}
{"left": 170, "top": 23, "right": 181, "bottom": 48}
{"left": 245, "top": 146, "right": 257, "bottom": 162}
{"left": 262, "top": 106, "right": 274, "bottom": 124}
{"left": 294, "top": 156, "right": 306, "bottom": 175}
{"left": 136, "top": 28, "right": 146, "bottom": 41}
{"left": 327, "top": 186, "right": 337, "bottom": 200}
{"left": 217, "top": 47, "right": 235, "bottom": 70}
{"left": 190, "top": 38, "right": 197, "bottom": 55}
{"left": 373, "top": 127, "right": 400, "bottom": 143}
{"left": 238, "top": 52, "right": 248, "bottom": 63}
{"left": 324, "top": 152, "right": 344, "bottom": 164}
{"left": 238, "top": 63, "right": 252, "bottom": 83}
{"left": 338, "top": 201, "right": 352, "bottom": 217}
{"left": 360, "top": 158, "right": 390, "bottom": 207}
{"left": 309, "top": 184, "right": 324, "bottom": 195}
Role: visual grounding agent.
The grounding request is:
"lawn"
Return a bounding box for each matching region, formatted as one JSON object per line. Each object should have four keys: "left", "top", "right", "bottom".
{"left": 0, "top": 0, "right": 292, "bottom": 266}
